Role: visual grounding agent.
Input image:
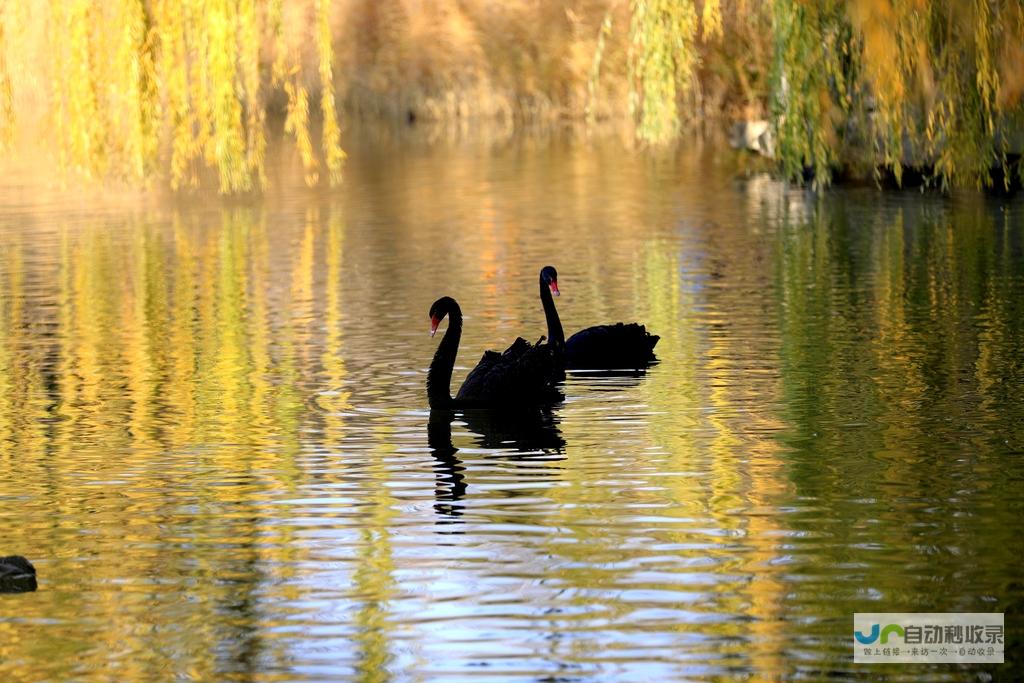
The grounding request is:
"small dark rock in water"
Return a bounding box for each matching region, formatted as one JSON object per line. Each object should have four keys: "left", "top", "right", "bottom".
{"left": 0, "top": 555, "right": 37, "bottom": 593}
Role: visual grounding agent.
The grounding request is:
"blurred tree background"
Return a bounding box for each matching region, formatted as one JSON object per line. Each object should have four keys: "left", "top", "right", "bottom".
{"left": 0, "top": 0, "right": 1021, "bottom": 192}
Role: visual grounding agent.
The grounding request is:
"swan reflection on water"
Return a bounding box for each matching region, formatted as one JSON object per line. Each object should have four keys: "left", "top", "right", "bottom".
{"left": 427, "top": 410, "right": 466, "bottom": 518}
{"left": 427, "top": 407, "right": 566, "bottom": 520}
{"left": 565, "top": 366, "right": 655, "bottom": 385}
{"left": 426, "top": 369, "right": 661, "bottom": 520}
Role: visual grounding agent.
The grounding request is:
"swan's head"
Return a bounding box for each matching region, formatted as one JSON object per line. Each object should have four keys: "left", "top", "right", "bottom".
{"left": 429, "top": 296, "right": 458, "bottom": 337}
{"left": 541, "top": 265, "right": 559, "bottom": 296}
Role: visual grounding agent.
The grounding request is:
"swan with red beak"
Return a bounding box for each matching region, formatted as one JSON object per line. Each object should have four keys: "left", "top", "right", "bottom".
{"left": 426, "top": 296, "right": 562, "bottom": 409}
{"left": 536, "top": 265, "right": 659, "bottom": 370}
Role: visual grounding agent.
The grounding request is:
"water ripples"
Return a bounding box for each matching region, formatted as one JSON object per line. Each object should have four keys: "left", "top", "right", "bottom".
{"left": 1, "top": 144, "right": 1022, "bottom": 680}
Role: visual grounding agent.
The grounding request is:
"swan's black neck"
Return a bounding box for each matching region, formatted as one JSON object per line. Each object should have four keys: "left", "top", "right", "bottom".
{"left": 540, "top": 275, "right": 564, "bottom": 349}
{"left": 427, "top": 306, "right": 462, "bottom": 409}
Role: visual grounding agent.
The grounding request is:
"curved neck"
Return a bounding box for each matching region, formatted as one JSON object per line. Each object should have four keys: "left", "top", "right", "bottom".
{"left": 540, "top": 277, "right": 564, "bottom": 348}
{"left": 427, "top": 307, "right": 462, "bottom": 408}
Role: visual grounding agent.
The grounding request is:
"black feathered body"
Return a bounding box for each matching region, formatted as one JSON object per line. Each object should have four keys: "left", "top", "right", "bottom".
{"left": 0, "top": 555, "right": 37, "bottom": 593}
{"left": 564, "top": 322, "right": 659, "bottom": 370}
{"left": 456, "top": 337, "right": 562, "bottom": 406}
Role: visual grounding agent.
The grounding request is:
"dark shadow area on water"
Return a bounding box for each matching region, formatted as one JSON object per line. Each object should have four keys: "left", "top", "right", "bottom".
{"left": 564, "top": 367, "right": 654, "bottom": 385}
{"left": 427, "top": 368, "right": 660, "bottom": 523}
{"left": 428, "top": 406, "right": 566, "bottom": 522}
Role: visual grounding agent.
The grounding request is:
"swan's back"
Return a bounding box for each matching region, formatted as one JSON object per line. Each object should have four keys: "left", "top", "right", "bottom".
{"left": 456, "top": 337, "right": 561, "bottom": 406}
{"left": 565, "top": 323, "right": 659, "bottom": 369}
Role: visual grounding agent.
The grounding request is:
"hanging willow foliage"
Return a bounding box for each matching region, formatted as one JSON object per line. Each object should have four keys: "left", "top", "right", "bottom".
{"left": 629, "top": 0, "right": 703, "bottom": 144}
{"left": 768, "top": 0, "right": 1024, "bottom": 189}
{"left": 2, "top": 1, "right": 1022, "bottom": 191}
{"left": 620, "top": 0, "right": 1024, "bottom": 188}
{"left": 769, "top": 0, "right": 855, "bottom": 188}
{"left": 2, "top": 0, "right": 344, "bottom": 193}
{"left": 316, "top": 0, "right": 345, "bottom": 185}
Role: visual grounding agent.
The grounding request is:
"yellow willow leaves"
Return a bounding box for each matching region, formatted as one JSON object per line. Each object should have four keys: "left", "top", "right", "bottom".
{"left": 117, "top": 0, "right": 158, "bottom": 182}
{"left": 239, "top": 0, "right": 267, "bottom": 189}
{"left": 618, "top": 0, "right": 1022, "bottom": 188}
{"left": 270, "top": 0, "right": 321, "bottom": 185}
{"left": 285, "top": 76, "right": 318, "bottom": 187}
{"left": 629, "top": 0, "right": 702, "bottom": 144}
{"left": 53, "top": 0, "right": 105, "bottom": 177}
{"left": 317, "top": 0, "right": 345, "bottom": 185}
{"left": 154, "top": 0, "right": 195, "bottom": 188}
{"left": 207, "top": 0, "right": 249, "bottom": 192}
{"left": 268, "top": 0, "right": 287, "bottom": 87}
{"left": 0, "top": 56, "right": 10, "bottom": 152}
{"left": 17, "top": 0, "right": 344, "bottom": 193}
{"left": 701, "top": 0, "right": 723, "bottom": 40}
{"left": 846, "top": 0, "right": 919, "bottom": 184}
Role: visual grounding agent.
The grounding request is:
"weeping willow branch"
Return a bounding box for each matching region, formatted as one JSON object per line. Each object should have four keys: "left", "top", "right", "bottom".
{"left": 769, "top": 0, "right": 853, "bottom": 188}
{"left": 5, "top": 0, "right": 345, "bottom": 193}
{"left": 316, "top": 0, "right": 344, "bottom": 186}
{"left": 773, "top": 0, "right": 1024, "bottom": 189}
{"left": 629, "top": 0, "right": 701, "bottom": 144}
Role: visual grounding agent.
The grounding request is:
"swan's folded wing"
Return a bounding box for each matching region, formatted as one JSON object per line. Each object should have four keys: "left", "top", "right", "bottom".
{"left": 497, "top": 340, "right": 562, "bottom": 401}
{"left": 565, "top": 323, "right": 659, "bottom": 369}
{"left": 456, "top": 338, "right": 561, "bottom": 404}
{"left": 458, "top": 349, "right": 502, "bottom": 399}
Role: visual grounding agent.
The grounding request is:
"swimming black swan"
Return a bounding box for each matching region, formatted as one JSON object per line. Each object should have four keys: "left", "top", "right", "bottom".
{"left": 427, "top": 296, "right": 562, "bottom": 409}
{"left": 0, "top": 555, "right": 37, "bottom": 592}
{"left": 538, "top": 266, "right": 659, "bottom": 369}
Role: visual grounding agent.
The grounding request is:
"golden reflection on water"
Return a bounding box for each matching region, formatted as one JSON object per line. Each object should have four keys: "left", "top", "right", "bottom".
{"left": 0, "top": 138, "right": 1022, "bottom": 680}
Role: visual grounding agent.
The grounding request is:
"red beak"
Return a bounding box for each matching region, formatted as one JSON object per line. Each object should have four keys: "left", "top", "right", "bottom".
{"left": 550, "top": 280, "right": 560, "bottom": 296}
{"left": 430, "top": 315, "right": 440, "bottom": 337}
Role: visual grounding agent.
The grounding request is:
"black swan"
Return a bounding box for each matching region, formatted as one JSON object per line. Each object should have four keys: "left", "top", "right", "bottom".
{"left": 427, "top": 296, "right": 562, "bottom": 409}
{"left": 538, "top": 266, "right": 659, "bottom": 370}
{"left": 0, "top": 555, "right": 37, "bottom": 593}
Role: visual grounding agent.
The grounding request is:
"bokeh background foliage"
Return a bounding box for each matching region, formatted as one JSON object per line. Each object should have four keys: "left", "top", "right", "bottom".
{"left": 0, "top": 0, "right": 1022, "bottom": 192}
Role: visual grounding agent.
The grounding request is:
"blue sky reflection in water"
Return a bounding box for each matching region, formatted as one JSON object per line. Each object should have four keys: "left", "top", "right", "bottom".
{"left": 0, "top": 136, "right": 1022, "bottom": 681}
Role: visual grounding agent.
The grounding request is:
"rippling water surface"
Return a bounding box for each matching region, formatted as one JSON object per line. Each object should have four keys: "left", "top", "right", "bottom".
{"left": 0, "top": 135, "right": 1022, "bottom": 681}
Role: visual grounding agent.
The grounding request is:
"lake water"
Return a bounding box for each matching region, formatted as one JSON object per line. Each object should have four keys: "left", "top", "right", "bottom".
{"left": 0, "top": 133, "right": 1021, "bottom": 681}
